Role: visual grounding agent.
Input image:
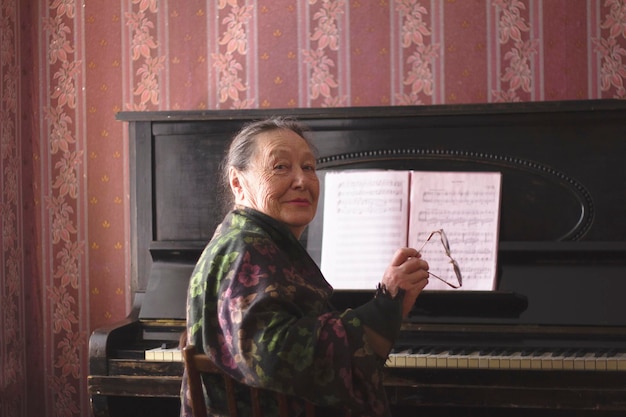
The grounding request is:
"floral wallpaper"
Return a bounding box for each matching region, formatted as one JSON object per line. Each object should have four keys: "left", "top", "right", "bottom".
{"left": 1, "top": 0, "right": 625, "bottom": 416}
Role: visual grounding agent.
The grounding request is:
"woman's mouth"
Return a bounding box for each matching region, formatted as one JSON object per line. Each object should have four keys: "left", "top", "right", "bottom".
{"left": 288, "top": 198, "right": 310, "bottom": 206}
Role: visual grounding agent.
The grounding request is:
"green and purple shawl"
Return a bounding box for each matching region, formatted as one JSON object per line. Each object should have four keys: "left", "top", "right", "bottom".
{"left": 181, "top": 207, "right": 403, "bottom": 417}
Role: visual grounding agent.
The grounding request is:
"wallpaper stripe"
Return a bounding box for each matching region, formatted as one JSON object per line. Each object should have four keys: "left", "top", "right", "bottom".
{"left": 39, "top": 1, "right": 52, "bottom": 412}
{"left": 161, "top": 0, "right": 171, "bottom": 109}
{"left": 206, "top": 0, "right": 216, "bottom": 109}
{"left": 393, "top": 1, "right": 403, "bottom": 103}
{"left": 486, "top": 0, "right": 496, "bottom": 102}
{"left": 18, "top": 0, "right": 28, "bottom": 410}
{"left": 340, "top": 0, "right": 350, "bottom": 106}
{"left": 390, "top": 1, "right": 400, "bottom": 104}
{"left": 123, "top": 0, "right": 132, "bottom": 109}
{"left": 122, "top": 1, "right": 132, "bottom": 109}
{"left": 41, "top": 0, "right": 88, "bottom": 414}
{"left": 588, "top": 0, "right": 600, "bottom": 98}
{"left": 1, "top": 0, "right": 26, "bottom": 414}
{"left": 249, "top": 0, "right": 258, "bottom": 107}
{"left": 432, "top": 0, "right": 444, "bottom": 105}
{"left": 532, "top": 0, "right": 544, "bottom": 101}
{"left": 298, "top": 2, "right": 309, "bottom": 106}
{"left": 74, "top": 2, "right": 90, "bottom": 416}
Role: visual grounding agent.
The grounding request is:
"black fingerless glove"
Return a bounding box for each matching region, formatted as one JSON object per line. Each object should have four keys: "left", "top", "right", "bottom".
{"left": 352, "top": 284, "right": 404, "bottom": 342}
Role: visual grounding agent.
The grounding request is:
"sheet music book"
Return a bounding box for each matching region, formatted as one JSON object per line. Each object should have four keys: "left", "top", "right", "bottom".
{"left": 320, "top": 170, "right": 502, "bottom": 291}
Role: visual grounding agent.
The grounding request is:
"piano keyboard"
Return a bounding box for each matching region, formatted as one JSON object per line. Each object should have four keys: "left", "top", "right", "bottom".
{"left": 142, "top": 344, "right": 626, "bottom": 371}
{"left": 145, "top": 345, "right": 183, "bottom": 362}
{"left": 386, "top": 347, "right": 626, "bottom": 371}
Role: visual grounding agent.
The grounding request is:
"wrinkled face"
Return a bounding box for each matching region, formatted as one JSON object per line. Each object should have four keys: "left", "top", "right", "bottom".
{"left": 229, "top": 129, "right": 320, "bottom": 238}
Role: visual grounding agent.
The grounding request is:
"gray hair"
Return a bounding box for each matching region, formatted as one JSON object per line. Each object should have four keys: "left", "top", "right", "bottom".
{"left": 218, "top": 116, "right": 317, "bottom": 214}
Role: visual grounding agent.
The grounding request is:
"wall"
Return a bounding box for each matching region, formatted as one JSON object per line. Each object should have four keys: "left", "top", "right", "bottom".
{"left": 1, "top": 0, "right": 624, "bottom": 416}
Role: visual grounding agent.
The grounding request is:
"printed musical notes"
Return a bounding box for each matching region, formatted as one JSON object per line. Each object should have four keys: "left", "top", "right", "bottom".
{"left": 320, "top": 170, "right": 502, "bottom": 292}
{"left": 408, "top": 171, "right": 501, "bottom": 291}
{"left": 320, "top": 170, "right": 410, "bottom": 290}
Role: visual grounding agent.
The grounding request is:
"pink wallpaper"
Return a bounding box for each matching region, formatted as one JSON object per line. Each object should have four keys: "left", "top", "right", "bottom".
{"left": 1, "top": 1, "right": 625, "bottom": 416}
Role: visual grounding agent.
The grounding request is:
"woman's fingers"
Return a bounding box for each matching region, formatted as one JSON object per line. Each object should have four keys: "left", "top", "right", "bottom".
{"left": 382, "top": 248, "right": 430, "bottom": 297}
{"left": 389, "top": 247, "right": 420, "bottom": 266}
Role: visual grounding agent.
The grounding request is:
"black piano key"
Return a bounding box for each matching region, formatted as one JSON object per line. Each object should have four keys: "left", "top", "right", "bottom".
{"left": 595, "top": 349, "right": 611, "bottom": 358}
{"left": 574, "top": 349, "right": 588, "bottom": 357}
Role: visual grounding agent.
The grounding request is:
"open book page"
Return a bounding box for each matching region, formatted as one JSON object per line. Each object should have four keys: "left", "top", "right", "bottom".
{"left": 407, "top": 171, "right": 502, "bottom": 291}
{"left": 320, "top": 170, "right": 410, "bottom": 290}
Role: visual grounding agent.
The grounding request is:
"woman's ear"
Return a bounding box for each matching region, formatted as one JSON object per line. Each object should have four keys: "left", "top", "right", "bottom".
{"left": 229, "top": 167, "right": 245, "bottom": 203}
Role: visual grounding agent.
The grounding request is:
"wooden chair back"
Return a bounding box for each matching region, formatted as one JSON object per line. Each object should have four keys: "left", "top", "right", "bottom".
{"left": 183, "top": 344, "right": 318, "bottom": 417}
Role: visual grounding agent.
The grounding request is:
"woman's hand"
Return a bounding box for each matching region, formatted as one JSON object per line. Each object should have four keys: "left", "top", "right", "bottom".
{"left": 381, "top": 247, "right": 430, "bottom": 317}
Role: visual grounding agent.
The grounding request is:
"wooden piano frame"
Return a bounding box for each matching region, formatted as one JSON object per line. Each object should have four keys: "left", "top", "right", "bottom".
{"left": 89, "top": 100, "right": 626, "bottom": 417}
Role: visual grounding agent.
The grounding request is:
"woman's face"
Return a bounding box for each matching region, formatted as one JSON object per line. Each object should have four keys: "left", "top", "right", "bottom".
{"left": 230, "top": 129, "right": 320, "bottom": 238}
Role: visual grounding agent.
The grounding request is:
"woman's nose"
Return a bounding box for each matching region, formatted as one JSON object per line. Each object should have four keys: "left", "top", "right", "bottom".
{"left": 292, "top": 167, "right": 306, "bottom": 188}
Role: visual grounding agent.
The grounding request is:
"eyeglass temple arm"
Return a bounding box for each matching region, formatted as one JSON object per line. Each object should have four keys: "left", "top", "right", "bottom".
{"left": 427, "top": 271, "right": 461, "bottom": 289}
{"left": 416, "top": 231, "right": 438, "bottom": 253}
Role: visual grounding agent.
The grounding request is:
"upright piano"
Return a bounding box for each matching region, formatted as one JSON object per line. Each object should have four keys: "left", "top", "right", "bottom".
{"left": 88, "top": 100, "right": 626, "bottom": 417}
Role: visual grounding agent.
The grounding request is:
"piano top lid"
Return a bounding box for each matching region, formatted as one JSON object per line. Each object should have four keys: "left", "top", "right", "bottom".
{"left": 116, "top": 99, "right": 626, "bottom": 122}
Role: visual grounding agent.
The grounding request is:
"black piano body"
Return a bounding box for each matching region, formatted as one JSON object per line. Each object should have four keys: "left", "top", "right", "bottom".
{"left": 89, "top": 100, "right": 626, "bottom": 417}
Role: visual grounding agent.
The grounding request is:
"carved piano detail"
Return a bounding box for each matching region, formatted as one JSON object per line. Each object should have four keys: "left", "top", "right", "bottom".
{"left": 88, "top": 100, "right": 626, "bottom": 417}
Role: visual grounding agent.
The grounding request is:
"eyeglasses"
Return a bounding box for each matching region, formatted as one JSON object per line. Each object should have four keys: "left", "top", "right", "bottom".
{"left": 416, "top": 229, "right": 463, "bottom": 289}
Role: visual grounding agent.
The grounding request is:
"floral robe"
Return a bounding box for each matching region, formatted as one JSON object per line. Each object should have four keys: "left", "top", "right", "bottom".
{"left": 181, "top": 207, "right": 403, "bottom": 417}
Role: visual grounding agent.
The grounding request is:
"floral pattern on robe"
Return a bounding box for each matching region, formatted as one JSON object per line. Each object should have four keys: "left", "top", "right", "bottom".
{"left": 181, "top": 207, "right": 401, "bottom": 417}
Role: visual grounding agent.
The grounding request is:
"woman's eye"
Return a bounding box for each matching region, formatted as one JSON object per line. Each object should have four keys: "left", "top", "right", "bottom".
{"left": 303, "top": 165, "right": 316, "bottom": 172}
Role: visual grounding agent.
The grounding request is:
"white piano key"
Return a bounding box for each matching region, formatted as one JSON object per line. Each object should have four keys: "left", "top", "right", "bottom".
{"left": 405, "top": 353, "right": 418, "bottom": 367}
{"left": 416, "top": 355, "right": 428, "bottom": 367}
{"left": 478, "top": 356, "right": 490, "bottom": 369}
{"left": 550, "top": 352, "right": 565, "bottom": 370}
{"left": 144, "top": 346, "right": 181, "bottom": 362}
{"left": 562, "top": 356, "right": 575, "bottom": 370}
{"left": 468, "top": 356, "right": 480, "bottom": 369}
{"left": 395, "top": 354, "right": 407, "bottom": 368}
{"left": 508, "top": 352, "right": 523, "bottom": 369}
{"left": 519, "top": 355, "right": 532, "bottom": 369}
{"left": 617, "top": 353, "right": 626, "bottom": 371}
{"left": 530, "top": 357, "right": 542, "bottom": 370}
{"left": 573, "top": 354, "right": 587, "bottom": 370}
{"left": 436, "top": 351, "right": 451, "bottom": 368}
{"left": 446, "top": 355, "right": 459, "bottom": 369}
{"left": 540, "top": 352, "right": 553, "bottom": 370}
{"left": 583, "top": 352, "right": 597, "bottom": 371}
{"left": 456, "top": 355, "right": 469, "bottom": 369}
{"left": 425, "top": 355, "right": 438, "bottom": 368}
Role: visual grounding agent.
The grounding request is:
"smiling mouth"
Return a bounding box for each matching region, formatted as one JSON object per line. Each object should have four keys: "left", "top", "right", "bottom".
{"left": 289, "top": 199, "right": 310, "bottom": 205}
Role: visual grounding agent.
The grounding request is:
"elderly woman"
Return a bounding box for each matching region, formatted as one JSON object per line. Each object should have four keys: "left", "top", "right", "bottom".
{"left": 181, "top": 117, "right": 429, "bottom": 417}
